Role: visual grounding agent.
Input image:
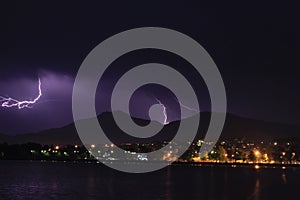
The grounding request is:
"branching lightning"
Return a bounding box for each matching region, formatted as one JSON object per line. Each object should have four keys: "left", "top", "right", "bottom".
{"left": 155, "top": 97, "right": 169, "bottom": 125}
{"left": 0, "top": 78, "right": 42, "bottom": 109}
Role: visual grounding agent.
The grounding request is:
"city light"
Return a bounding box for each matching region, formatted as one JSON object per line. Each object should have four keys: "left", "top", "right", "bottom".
{"left": 254, "top": 150, "right": 260, "bottom": 157}
{"left": 1, "top": 137, "right": 299, "bottom": 166}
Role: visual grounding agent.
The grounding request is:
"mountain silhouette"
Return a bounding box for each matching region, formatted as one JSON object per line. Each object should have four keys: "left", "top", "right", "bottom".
{"left": 0, "top": 112, "right": 299, "bottom": 145}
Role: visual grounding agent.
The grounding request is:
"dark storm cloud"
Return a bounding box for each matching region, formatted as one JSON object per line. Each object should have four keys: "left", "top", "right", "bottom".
{"left": 0, "top": 1, "right": 300, "bottom": 134}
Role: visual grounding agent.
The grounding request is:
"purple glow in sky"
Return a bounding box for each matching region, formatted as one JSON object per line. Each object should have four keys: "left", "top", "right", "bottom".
{"left": 0, "top": 78, "right": 42, "bottom": 109}
{"left": 0, "top": 71, "right": 74, "bottom": 134}
{"left": 0, "top": 70, "right": 190, "bottom": 134}
{"left": 1, "top": 1, "right": 300, "bottom": 135}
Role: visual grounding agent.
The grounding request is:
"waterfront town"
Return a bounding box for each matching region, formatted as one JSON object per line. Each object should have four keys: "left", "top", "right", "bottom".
{"left": 1, "top": 138, "right": 299, "bottom": 166}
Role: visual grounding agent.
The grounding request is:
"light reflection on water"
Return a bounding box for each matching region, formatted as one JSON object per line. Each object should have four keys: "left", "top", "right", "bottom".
{"left": 0, "top": 161, "right": 299, "bottom": 200}
{"left": 281, "top": 172, "right": 287, "bottom": 184}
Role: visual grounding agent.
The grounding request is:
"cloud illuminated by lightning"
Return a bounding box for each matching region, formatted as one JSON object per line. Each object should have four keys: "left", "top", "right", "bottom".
{"left": 155, "top": 97, "right": 169, "bottom": 125}
{"left": 0, "top": 78, "right": 42, "bottom": 109}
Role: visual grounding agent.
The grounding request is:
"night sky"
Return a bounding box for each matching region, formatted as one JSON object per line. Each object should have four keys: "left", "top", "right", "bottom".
{"left": 0, "top": 2, "right": 299, "bottom": 134}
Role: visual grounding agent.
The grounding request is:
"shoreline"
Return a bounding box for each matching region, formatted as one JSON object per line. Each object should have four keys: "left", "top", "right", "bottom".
{"left": 1, "top": 159, "right": 299, "bottom": 169}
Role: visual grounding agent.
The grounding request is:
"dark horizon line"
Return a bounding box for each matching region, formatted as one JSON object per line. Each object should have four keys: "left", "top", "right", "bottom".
{"left": 1, "top": 110, "right": 300, "bottom": 136}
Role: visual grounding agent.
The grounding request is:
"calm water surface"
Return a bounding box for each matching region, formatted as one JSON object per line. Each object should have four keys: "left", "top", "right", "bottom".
{"left": 0, "top": 161, "right": 299, "bottom": 200}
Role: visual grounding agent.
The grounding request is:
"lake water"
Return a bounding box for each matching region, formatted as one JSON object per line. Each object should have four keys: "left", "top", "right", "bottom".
{"left": 0, "top": 161, "right": 299, "bottom": 200}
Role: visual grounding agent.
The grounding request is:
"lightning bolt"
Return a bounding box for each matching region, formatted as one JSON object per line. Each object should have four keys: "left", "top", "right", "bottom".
{"left": 154, "top": 97, "right": 169, "bottom": 125}
{"left": 174, "top": 98, "right": 199, "bottom": 113}
{"left": 0, "top": 78, "right": 42, "bottom": 109}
